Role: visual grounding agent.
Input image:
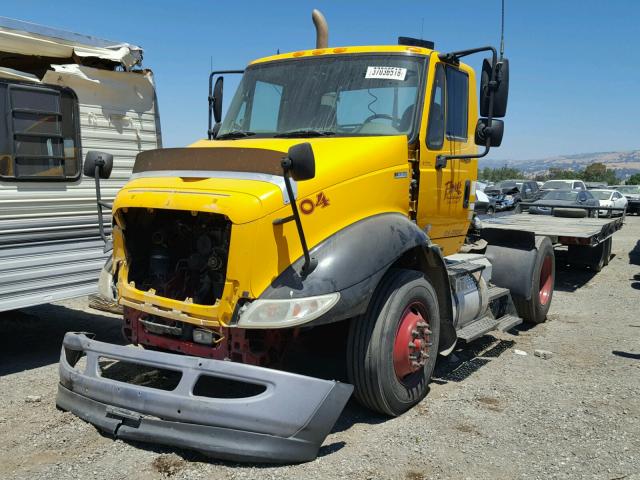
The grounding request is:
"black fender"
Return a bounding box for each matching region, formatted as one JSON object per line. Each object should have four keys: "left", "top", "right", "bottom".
{"left": 482, "top": 229, "right": 537, "bottom": 300}
{"left": 261, "top": 213, "right": 427, "bottom": 325}
{"left": 259, "top": 213, "right": 457, "bottom": 353}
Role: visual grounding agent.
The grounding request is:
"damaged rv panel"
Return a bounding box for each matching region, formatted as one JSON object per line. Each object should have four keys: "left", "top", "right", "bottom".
{"left": 0, "top": 16, "right": 142, "bottom": 70}
{"left": 0, "top": 18, "right": 161, "bottom": 312}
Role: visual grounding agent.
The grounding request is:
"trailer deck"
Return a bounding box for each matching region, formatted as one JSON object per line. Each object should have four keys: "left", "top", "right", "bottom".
{"left": 479, "top": 213, "right": 624, "bottom": 246}
{"left": 478, "top": 212, "right": 625, "bottom": 271}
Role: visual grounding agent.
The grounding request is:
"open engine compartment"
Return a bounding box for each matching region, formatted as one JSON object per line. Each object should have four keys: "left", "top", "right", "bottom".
{"left": 121, "top": 208, "right": 231, "bottom": 305}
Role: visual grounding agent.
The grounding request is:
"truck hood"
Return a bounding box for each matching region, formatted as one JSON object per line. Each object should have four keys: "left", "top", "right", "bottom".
{"left": 114, "top": 136, "right": 409, "bottom": 224}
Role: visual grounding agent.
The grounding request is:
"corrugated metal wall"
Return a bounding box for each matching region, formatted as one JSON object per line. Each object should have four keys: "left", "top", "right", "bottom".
{"left": 0, "top": 69, "right": 161, "bottom": 311}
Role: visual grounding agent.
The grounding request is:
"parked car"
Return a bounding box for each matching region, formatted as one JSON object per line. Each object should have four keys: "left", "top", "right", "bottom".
{"left": 529, "top": 189, "right": 599, "bottom": 217}
{"left": 537, "top": 179, "right": 587, "bottom": 199}
{"left": 586, "top": 182, "right": 608, "bottom": 190}
{"left": 517, "top": 180, "right": 540, "bottom": 204}
{"left": 484, "top": 180, "right": 520, "bottom": 212}
{"left": 611, "top": 185, "right": 640, "bottom": 214}
{"left": 476, "top": 180, "right": 488, "bottom": 192}
{"left": 474, "top": 190, "right": 496, "bottom": 215}
{"left": 484, "top": 179, "right": 539, "bottom": 212}
{"left": 589, "top": 189, "right": 628, "bottom": 217}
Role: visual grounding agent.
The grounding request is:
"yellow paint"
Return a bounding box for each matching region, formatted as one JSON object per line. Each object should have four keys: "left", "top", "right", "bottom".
{"left": 111, "top": 46, "right": 480, "bottom": 328}
{"left": 416, "top": 59, "right": 478, "bottom": 253}
{"left": 251, "top": 45, "right": 432, "bottom": 65}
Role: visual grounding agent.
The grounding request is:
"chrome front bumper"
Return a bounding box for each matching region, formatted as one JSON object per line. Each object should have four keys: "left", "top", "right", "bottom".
{"left": 57, "top": 332, "right": 352, "bottom": 463}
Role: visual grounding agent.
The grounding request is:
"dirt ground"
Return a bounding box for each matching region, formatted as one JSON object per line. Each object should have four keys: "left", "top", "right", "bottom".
{"left": 1, "top": 217, "right": 639, "bottom": 480}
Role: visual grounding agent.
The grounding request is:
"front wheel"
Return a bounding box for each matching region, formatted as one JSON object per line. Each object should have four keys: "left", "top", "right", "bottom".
{"left": 347, "top": 269, "right": 440, "bottom": 416}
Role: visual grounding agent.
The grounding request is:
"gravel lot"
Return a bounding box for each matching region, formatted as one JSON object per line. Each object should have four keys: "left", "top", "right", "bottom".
{"left": 1, "top": 216, "right": 639, "bottom": 480}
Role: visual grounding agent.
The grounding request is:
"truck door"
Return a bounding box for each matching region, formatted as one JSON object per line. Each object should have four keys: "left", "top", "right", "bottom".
{"left": 416, "top": 60, "right": 476, "bottom": 255}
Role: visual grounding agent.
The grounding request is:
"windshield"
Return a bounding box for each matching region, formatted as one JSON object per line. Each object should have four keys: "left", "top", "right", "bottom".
{"left": 616, "top": 186, "right": 640, "bottom": 194}
{"left": 591, "top": 190, "right": 613, "bottom": 200}
{"left": 542, "top": 180, "right": 571, "bottom": 190}
{"left": 218, "top": 54, "right": 426, "bottom": 139}
{"left": 541, "top": 190, "right": 578, "bottom": 201}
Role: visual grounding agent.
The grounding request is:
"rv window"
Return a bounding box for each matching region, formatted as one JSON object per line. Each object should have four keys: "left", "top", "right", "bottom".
{"left": 0, "top": 82, "right": 81, "bottom": 181}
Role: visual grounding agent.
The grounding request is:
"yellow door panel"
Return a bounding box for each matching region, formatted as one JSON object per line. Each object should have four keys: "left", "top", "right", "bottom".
{"left": 416, "top": 58, "right": 479, "bottom": 255}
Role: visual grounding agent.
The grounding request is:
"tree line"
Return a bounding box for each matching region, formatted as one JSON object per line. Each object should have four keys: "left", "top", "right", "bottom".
{"left": 480, "top": 162, "right": 640, "bottom": 185}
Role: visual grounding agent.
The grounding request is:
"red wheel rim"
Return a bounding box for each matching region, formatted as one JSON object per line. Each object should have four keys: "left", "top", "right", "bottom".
{"left": 393, "top": 302, "right": 431, "bottom": 382}
{"left": 539, "top": 255, "right": 553, "bottom": 306}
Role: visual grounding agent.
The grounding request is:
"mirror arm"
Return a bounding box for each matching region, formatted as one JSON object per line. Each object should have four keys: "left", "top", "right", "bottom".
{"left": 207, "top": 69, "right": 244, "bottom": 139}
{"left": 281, "top": 160, "right": 317, "bottom": 277}
{"left": 436, "top": 143, "right": 491, "bottom": 169}
{"left": 436, "top": 45, "right": 499, "bottom": 169}
{"left": 93, "top": 164, "right": 113, "bottom": 252}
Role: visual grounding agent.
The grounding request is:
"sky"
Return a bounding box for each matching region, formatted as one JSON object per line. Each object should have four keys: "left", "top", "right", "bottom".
{"left": 4, "top": 0, "right": 640, "bottom": 161}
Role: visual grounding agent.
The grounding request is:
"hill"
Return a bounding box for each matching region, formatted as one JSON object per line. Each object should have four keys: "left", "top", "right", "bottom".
{"left": 479, "top": 150, "right": 640, "bottom": 178}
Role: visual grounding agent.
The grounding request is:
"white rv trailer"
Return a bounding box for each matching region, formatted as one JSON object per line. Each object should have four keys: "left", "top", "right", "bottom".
{"left": 0, "top": 17, "right": 162, "bottom": 312}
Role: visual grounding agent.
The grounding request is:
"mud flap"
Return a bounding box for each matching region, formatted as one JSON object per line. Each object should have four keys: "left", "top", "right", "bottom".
{"left": 56, "top": 332, "right": 353, "bottom": 463}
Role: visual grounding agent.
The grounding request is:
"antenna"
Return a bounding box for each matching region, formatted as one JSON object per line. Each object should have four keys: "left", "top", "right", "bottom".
{"left": 499, "top": 0, "right": 505, "bottom": 60}
{"left": 420, "top": 17, "right": 424, "bottom": 39}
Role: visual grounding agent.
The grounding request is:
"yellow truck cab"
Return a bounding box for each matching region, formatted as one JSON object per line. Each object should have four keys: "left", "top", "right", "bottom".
{"left": 58, "top": 11, "right": 555, "bottom": 464}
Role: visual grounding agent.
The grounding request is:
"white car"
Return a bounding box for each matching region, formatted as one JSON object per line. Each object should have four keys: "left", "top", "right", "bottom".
{"left": 590, "top": 189, "right": 628, "bottom": 217}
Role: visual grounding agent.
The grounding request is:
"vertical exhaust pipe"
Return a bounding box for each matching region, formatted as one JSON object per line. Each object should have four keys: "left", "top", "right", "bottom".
{"left": 312, "top": 9, "right": 328, "bottom": 48}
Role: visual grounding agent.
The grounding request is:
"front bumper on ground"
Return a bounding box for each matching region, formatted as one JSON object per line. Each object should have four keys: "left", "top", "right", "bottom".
{"left": 56, "top": 332, "right": 353, "bottom": 463}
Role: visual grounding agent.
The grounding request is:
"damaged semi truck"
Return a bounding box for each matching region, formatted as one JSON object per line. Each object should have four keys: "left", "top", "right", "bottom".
{"left": 57, "top": 10, "right": 555, "bottom": 463}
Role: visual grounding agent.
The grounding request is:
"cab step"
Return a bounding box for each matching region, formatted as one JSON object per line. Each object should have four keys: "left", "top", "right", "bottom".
{"left": 487, "top": 285, "right": 510, "bottom": 302}
{"left": 457, "top": 313, "right": 523, "bottom": 342}
{"left": 496, "top": 314, "right": 522, "bottom": 332}
{"left": 457, "top": 316, "right": 499, "bottom": 342}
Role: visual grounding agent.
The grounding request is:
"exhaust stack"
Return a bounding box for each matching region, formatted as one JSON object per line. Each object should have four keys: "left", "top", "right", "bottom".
{"left": 312, "top": 9, "right": 328, "bottom": 48}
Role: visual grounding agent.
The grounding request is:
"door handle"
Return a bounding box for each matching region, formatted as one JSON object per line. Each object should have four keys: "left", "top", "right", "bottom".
{"left": 463, "top": 180, "right": 471, "bottom": 208}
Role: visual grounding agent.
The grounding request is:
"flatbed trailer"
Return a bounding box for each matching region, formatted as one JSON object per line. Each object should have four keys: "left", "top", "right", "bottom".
{"left": 479, "top": 212, "right": 625, "bottom": 271}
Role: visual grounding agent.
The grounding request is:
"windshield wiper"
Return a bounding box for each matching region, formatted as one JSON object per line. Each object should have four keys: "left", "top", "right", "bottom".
{"left": 216, "top": 131, "right": 256, "bottom": 140}
{"left": 274, "top": 130, "right": 336, "bottom": 138}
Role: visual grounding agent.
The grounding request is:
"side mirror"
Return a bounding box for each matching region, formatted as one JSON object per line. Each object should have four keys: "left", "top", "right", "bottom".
{"left": 84, "top": 150, "right": 113, "bottom": 179}
{"left": 475, "top": 118, "right": 504, "bottom": 147}
{"left": 213, "top": 76, "right": 224, "bottom": 124}
{"left": 480, "top": 58, "right": 509, "bottom": 118}
{"left": 282, "top": 143, "right": 316, "bottom": 181}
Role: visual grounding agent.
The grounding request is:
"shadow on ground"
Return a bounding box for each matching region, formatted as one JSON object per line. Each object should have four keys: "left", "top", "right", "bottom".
{"left": 629, "top": 240, "right": 640, "bottom": 265}
{"left": 612, "top": 350, "right": 640, "bottom": 360}
{"left": 0, "top": 302, "right": 123, "bottom": 376}
{"left": 553, "top": 249, "right": 597, "bottom": 292}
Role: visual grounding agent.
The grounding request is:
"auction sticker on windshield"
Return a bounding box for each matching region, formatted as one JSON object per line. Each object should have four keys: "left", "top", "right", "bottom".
{"left": 365, "top": 66, "right": 407, "bottom": 80}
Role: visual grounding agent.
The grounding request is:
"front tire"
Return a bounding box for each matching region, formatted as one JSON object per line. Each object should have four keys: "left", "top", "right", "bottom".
{"left": 347, "top": 269, "right": 440, "bottom": 416}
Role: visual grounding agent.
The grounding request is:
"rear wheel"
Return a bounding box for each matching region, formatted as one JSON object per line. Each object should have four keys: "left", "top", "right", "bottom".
{"left": 603, "top": 237, "right": 612, "bottom": 267}
{"left": 512, "top": 236, "right": 555, "bottom": 324}
{"left": 487, "top": 206, "right": 495, "bottom": 215}
{"left": 347, "top": 269, "right": 440, "bottom": 416}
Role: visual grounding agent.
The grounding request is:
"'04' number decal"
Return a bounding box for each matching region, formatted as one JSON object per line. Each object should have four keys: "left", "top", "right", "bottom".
{"left": 300, "top": 192, "right": 330, "bottom": 215}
